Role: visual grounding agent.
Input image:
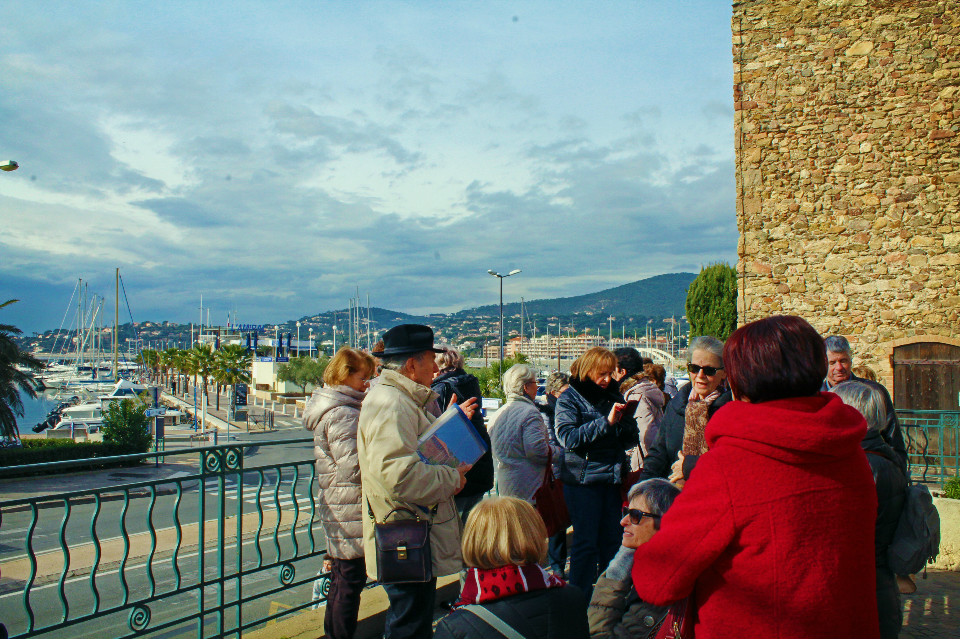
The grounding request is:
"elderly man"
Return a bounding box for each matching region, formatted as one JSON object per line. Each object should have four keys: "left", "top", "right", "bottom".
{"left": 357, "top": 324, "right": 474, "bottom": 639}
{"left": 822, "top": 335, "right": 907, "bottom": 473}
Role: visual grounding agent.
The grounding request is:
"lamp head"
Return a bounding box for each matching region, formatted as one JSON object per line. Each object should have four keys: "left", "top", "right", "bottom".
{"left": 508, "top": 269, "right": 522, "bottom": 276}
{"left": 487, "top": 269, "right": 498, "bottom": 276}
{"left": 0, "top": 160, "right": 19, "bottom": 172}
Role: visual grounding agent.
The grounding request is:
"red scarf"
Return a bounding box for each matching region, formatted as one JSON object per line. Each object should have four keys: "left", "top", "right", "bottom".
{"left": 455, "top": 564, "right": 565, "bottom": 606}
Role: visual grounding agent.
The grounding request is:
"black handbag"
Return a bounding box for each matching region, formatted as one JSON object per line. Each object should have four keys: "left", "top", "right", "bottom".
{"left": 368, "top": 502, "right": 433, "bottom": 584}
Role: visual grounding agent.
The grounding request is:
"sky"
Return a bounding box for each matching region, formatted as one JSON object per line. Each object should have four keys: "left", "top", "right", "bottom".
{"left": 0, "top": 1, "right": 737, "bottom": 335}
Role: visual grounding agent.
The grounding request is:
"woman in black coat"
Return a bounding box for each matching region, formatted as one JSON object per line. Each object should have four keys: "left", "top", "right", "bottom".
{"left": 434, "top": 496, "right": 589, "bottom": 639}
{"left": 555, "top": 347, "right": 637, "bottom": 599}
{"left": 431, "top": 346, "right": 494, "bottom": 522}
{"left": 833, "top": 381, "right": 907, "bottom": 639}
{"left": 638, "top": 336, "right": 732, "bottom": 484}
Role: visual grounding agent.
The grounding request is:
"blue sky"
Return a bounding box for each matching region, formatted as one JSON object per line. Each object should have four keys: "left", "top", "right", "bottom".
{"left": 0, "top": 1, "right": 736, "bottom": 334}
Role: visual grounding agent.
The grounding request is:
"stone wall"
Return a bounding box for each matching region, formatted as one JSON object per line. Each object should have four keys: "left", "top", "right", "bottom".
{"left": 733, "top": 0, "right": 960, "bottom": 388}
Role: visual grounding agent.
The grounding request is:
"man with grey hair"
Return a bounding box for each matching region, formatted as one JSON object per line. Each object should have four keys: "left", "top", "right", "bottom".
{"left": 358, "top": 324, "right": 476, "bottom": 639}
{"left": 821, "top": 335, "right": 907, "bottom": 473}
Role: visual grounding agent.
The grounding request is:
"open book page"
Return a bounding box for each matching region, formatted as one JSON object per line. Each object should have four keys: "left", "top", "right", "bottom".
{"left": 417, "top": 404, "right": 488, "bottom": 468}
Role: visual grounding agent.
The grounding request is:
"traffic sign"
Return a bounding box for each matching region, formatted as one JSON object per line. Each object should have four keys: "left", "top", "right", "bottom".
{"left": 145, "top": 408, "right": 167, "bottom": 418}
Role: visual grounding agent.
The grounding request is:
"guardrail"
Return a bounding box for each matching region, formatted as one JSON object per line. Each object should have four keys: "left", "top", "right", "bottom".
{"left": 897, "top": 409, "right": 960, "bottom": 486}
{"left": 0, "top": 439, "right": 332, "bottom": 638}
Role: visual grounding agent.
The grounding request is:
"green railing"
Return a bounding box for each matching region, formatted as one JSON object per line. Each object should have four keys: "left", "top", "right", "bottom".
{"left": 897, "top": 409, "right": 960, "bottom": 485}
{"left": 0, "top": 439, "right": 339, "bottom": 638}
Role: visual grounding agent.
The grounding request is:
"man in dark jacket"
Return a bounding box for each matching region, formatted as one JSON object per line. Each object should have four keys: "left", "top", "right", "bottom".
{"left": 431, "top": 346, "right": 494, "bottom": 523}
{"left": 822, "top": 335, "right": 908, "bottom": 473}
{"left": 638, "top": 382, "right": 733, "bottom": 483}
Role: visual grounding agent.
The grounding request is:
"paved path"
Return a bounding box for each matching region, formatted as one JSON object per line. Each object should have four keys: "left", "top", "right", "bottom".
{"left": 900, "top": 569, "right": 958, "bottom": 638}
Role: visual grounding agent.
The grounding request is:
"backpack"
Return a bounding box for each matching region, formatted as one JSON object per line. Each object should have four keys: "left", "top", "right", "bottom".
{"left": 886, "top": 482, "right": 941, "bottom": 575}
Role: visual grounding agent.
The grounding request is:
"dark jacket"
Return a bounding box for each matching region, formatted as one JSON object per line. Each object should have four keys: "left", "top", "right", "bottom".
{"left": 638, "top": 383, "right": 733, "bottom": 482}
{"left": 822, "top": 374, "right": 908, "bottom": 474}
{"left": 555, "top": 378, "right": 638, "bottom": 486}
{"left": 862, "top": 430, "right": 907, "bottom": 568}
{"left": 431, "top": 368, "right": 494, "bottom": 498}
{"left": 433, "top": 586, "right": 589, "bottom": 639}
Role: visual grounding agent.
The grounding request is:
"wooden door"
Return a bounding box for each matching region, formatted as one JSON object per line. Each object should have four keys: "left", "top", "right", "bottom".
{"left": 892, "top": 342, "right": 960, "bottom": 411}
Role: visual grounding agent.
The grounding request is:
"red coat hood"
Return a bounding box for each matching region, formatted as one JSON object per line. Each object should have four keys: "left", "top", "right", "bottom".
{"left": 705, "top": 393, "right": 867, "bottom": 465}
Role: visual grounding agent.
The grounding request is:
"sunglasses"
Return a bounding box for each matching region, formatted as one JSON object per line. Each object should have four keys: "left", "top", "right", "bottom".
{"left": 687, "top": 363, "right": 723, "bottom": 376}
{"left": 622, "top": 506, "right": 661, "bottom": 525}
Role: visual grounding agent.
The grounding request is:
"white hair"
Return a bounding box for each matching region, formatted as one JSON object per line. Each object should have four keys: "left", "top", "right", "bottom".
{"left": 503, "top": 363, "right": 538, "bottom": 398}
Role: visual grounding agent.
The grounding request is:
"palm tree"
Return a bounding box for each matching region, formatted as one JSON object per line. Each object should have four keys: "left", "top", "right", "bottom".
{"left": 171, "top": 348, "right": 190, "bottom": 395}
{"left": 189, "top": 344, "right": 216, "bottom": 405}
{"left": 160, "top": 348, "right": 178, "bottom": 389}
{"left": 0, "top": 300, "right": 44, "bottom": 441}
{"left": 214, "top": 344, "right": 252, "bottom": 416}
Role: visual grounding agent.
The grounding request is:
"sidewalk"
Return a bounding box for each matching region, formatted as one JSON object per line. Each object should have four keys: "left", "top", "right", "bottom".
{"left": 900, "top": 569, "right": 959, "bottom": 639}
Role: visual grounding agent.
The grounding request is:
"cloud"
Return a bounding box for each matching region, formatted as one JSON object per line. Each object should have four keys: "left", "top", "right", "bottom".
{"left": 0, "top": 1, "right": 737, "bottom": 333}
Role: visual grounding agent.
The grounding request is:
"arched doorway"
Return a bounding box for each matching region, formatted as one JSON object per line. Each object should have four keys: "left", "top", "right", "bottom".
{"left": 892, "top": 341, "right": 960, "bottom": 411}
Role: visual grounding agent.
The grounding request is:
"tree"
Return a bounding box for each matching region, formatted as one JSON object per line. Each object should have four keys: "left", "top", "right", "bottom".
{"left": 468, "top": 353, "right": 529, "bottom": 400}
{"left": 685, "top": 263, "right": 738, "bottom": 341}
{"left": 101, "top": 397, "right": 153, "bottom": 453}
{"left": 189, "top": 344, "right": 216, "bottom": 404}
{"left": 276, "top": 356, "right": 328, "bottom": 393}
{"left": 0, "top": 300, "right": 43, "bottom": 441}
{"left": 214, "top": 344, "right": 252, "bottom": 413}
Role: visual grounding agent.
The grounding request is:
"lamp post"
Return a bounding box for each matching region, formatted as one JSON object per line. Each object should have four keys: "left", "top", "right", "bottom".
{"left": 332, "top": 325, "right": 337, "bottom": 355}
{"left": 296, "top": 321, "right": 301, "bottom": 357}
{"left": 487, "top": 269, "right": 521, "bottom": 382}
{"left": 308, "top": 328, "right": 314, "bottom": 359}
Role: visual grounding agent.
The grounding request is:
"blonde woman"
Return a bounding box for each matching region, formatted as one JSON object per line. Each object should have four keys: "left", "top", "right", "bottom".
{"left": 555, "top": 347, "right": 638, "bottom": 598}
{"left": 434, "top": 496, "right": 589, "bottom": 639}
{"left": 303, "top": 347, "right": 375, "bottom": 639}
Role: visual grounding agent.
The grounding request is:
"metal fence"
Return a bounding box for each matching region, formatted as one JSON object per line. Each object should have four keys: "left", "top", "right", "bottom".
{"left": 0, "top": 439, "right": 332, "bottom": 638}
{"left": 897, "top": 409, "right": 960, "bottom": 485}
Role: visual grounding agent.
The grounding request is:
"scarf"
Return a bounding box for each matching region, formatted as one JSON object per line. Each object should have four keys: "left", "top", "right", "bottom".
{"left": 682, "top": 387, "right": 722, "bottom": 456}
{"left": 455, "top": 564, "right": 565, "bottom": 606}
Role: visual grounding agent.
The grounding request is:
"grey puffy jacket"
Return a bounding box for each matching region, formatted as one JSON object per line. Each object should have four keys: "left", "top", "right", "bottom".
{"left": 303, "top": 385, "right": 365, "bottom": 560}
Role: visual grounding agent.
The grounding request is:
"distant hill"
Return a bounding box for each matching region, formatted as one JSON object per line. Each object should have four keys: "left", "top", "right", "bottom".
{"left": 457, "top": 273, "right": 697, "bottom": 319}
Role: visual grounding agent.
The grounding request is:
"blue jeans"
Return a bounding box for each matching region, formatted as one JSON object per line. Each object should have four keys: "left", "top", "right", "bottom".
{"left": 548, "top": 529, "right": 568, "bottom": 577}
{"left": 563, "top": 482, "right": 623, "bottom": 599}
{"left": 382, "top": 579, "right": 437, "bottom": 639}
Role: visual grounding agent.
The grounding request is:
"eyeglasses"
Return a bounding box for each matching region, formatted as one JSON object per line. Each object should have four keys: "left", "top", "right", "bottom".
{"left": 622, "top": 507, "right": 661, "bottom": 525}
{"left": 687, "top": 363, "right": 723, "bottom": 376}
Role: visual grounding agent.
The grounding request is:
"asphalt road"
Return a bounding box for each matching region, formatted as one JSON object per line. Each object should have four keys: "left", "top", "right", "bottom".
{"left": 0, "top": 426, "right": 328, "bottom": 638}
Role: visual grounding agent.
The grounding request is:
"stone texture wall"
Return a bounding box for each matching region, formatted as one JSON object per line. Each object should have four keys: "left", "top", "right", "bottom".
{"left": 733, "top": 0, "right": 960, "bottom": 388}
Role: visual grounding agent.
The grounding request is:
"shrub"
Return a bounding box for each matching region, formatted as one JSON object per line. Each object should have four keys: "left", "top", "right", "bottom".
{"left": 943, "top": 476, "right": 960, "bottom": 500}
{"left": 101, "top": 399, "right": 153, "bottom": 454}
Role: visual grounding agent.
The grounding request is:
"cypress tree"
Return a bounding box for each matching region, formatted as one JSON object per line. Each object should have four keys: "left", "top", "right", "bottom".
{"left": 685, "top": 263, "right": 737, "bottom": 340}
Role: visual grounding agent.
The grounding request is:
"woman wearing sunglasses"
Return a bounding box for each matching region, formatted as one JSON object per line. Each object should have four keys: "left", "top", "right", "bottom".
{"left": 630, "top": 316, "right": 881, "bottom": 638}
{"left": 637, "top": 336, "right": 733, "bottom": 485}
{"left": 588, "top": 478, "right": 680, "bottom": 639}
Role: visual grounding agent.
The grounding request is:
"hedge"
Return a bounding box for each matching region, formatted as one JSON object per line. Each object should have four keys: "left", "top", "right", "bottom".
{"left": 0, "top": 440, "right": 147, "bottom": 474}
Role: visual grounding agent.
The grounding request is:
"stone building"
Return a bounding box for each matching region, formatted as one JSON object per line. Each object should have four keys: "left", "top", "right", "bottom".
{"left": 733, "top": 0, "right": 960, "bottom": 409}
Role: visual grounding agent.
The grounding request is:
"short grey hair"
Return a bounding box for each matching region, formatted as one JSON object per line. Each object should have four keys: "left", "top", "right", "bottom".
{"left": 825, "top": 335, "right": 852, "bottom": 356}
{"left": 545, "top": 371, "right": 569, "bottom": 395}
{"left": 503, "top": 363, "right": 538, "bottom": 398}
{"left": 380, "top": 352, "right": 422, "bottom": 372}
{"left": 435, "top": 345, "right": 464, "bottom": 372}
{"left": 626, "top": 478, "right": 681, "bottom": 530}
{"left": 688, "top": 336, "right": 724, "bottom": 366}
{"left": 831, "top": 380, "right": 887, "bottom": 433}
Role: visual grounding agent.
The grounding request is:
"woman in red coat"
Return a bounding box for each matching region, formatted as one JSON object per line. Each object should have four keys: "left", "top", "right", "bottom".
{"left": 631, "top": 315, "right": 880, "bottom": 639}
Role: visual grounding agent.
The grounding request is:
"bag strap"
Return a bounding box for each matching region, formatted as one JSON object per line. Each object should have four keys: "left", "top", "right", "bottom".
{"left": 460, "top": 605, "right": 527, "bottom": 639}
{"left": 366, "top": 499, "right": 437, "bottom": 525}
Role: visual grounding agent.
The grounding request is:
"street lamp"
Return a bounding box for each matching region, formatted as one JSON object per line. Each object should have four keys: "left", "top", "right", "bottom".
{"left": 296, "top": 321, "right": 301, "bottom": 357}
{"left": 308, "top": 328, "right": 314, "bottom": 359}
{"left": 0, "top": 160, "right": 18, "bottom": 172}
{"left": 487, "top": 268, "right": 521, "bottom": 380}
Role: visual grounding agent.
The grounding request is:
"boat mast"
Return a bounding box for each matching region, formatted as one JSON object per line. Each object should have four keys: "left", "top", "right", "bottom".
{"left": 77, "top": 278, "right": 83, "bottom": 373}
{"left": 114, "top": 267, "right": 119, "bottom": 381}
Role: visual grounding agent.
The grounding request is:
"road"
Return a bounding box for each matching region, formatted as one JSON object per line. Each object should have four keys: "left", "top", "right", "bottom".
{"left": 0, "top": 426, "right": 329, "bottom": 638}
